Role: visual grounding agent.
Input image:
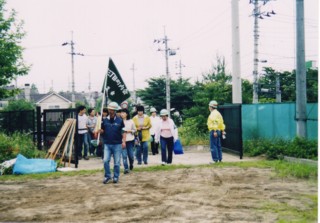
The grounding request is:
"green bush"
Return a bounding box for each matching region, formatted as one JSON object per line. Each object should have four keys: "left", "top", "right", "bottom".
{"left": 244, "top": 137, "right": 318, "bottom": 160}
{"left": 179, "top": 126, "right": 209, "bottom": 146}
{"left": 0, "top": 132, "right": 45, "bottom": 163}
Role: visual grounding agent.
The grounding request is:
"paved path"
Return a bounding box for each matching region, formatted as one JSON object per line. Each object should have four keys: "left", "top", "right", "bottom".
{"left": 58, "top": 146, "right": 260, "bottom": 171}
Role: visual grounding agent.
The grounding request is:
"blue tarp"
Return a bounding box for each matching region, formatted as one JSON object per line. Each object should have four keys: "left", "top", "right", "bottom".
{"left": 13, "top": 154, "right": 57, "bottom": 175}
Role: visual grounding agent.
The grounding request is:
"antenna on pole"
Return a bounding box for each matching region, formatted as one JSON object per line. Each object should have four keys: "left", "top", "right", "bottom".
{"left": 250, "top": 0, "right": 276, "bottom": 104}
{"left": 130, "top": 63, "right": 137, "bottom": 104}
{"left": 62, "top": 31, "right": 84, "bottom": 104}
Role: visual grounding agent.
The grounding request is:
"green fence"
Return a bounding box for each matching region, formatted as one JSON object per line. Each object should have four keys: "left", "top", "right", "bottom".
{"left": 242, "top": 103, "right": 318, "bottom": 140}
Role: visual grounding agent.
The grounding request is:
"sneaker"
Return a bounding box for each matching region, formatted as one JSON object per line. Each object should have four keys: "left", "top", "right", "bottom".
{"left": 161, "top": 162, "right": 166, "bottom": 166}
{"left": 103, "top": 177, "right": 111, "bottom": 184}
{"left": 78, "top": 156, "right": 82, "bottom": 160}
{"left": 130, "top": 165, "right": 134, "bottom": 170}
{"left": 144, "top": 162, "right": 148, "bottom": 165}
{"left": 90, "top": 153, "right": 94, "bottom": 156}
{"left": 137, "top": 162, "right": 142, "bottom": 165}
{"left": 124, "top": 169, "right": 129, "bottom": 174}
{"left": 209, "top": 160, "right": 218, "bottom": 164}
{"left": 113, "top": 178, "right": 118, "bottom": 184}
{"left": 84, "top": 156, "right": 89, "bottom": 160}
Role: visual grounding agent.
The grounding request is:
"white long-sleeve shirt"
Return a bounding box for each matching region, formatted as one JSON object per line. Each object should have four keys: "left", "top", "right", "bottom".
{"left": 150, "top": 115, "right": 161, "bottom": 135}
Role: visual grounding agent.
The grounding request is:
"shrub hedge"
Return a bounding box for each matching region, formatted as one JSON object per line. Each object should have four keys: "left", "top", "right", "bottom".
{"left": 244, "top": 137, "right": 318, "bottom": 160}
{"left": 0, "top": 132, "right": 45, "bottom": 163}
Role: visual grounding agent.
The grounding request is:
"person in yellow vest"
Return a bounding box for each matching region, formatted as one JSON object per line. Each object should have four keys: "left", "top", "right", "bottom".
{"left": 207, "top": 100, "right": 226, "bottom": 163}
{"left": 132, "top": 105, "right": 152, "bottom": 165}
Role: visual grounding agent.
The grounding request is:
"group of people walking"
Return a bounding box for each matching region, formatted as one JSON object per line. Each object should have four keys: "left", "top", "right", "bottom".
{"left": 77, "top": 99, "right": 225, "bottom": 185}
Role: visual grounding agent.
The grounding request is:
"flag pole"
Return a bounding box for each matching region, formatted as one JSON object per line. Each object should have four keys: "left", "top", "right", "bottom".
{"left": 97, "top": 72, "right": 108, "bottom": 143}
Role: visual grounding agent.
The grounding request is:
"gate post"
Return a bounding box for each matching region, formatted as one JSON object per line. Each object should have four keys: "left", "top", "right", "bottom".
{"left": 36, "top": 106, "right": 42, "bottom": 150}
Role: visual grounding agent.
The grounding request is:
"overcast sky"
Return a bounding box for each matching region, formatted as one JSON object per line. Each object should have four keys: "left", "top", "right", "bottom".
{"left": 6, "top": 0, "right": 319, "bottom": 94}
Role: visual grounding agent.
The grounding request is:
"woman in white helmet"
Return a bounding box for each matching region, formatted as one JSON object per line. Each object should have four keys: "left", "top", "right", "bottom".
{"left": 155, "top": 109, "right": 178, "bottom": 165}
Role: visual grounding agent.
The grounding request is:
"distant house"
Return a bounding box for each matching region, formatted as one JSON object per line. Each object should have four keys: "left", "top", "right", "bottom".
{"left": 0, "top": 83, "right": 94, "bottom": 111}
{"left": 35, "top": 92, "right": 72, "bottom": 112}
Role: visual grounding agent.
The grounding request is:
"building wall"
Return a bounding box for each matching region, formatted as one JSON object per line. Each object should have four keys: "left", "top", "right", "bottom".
{"left": 37, "top": 94, "right": 71, "bottom": 111}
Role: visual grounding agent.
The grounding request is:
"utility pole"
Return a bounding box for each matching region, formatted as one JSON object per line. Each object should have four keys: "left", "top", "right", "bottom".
{"left": 275, "top": 74, "right": 281, "bottom": 103}
{"left": 88, "top": 72, "right": 91, "bottom": 92}
{"left": 130, "top": 63, "right": 137, "bottom": 104}
{"left": 296, "top": 0, "right": 307, "bottom": 137}
{"left": 252, "top": 0, "right": 259, "bottom": 104}
{"left": 164, "top": 33, "right": 170, "bottom": 115}
{"left": 231, "top": 0, "right": 242, "bottom": 104}
{"left": 62, "top": 31, "right": 84, "bottom": 103}
{"left": 154, "top": 28, "right": 179, "bottom": 117}
{"left": 250, "top": 0, "right": 276, "bottom": 104}
{"left": 175, "top": 59, "right": 185, "bottom": 79}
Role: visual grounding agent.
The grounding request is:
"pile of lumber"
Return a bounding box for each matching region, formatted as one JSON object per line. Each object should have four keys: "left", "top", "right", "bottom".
{"left": 46, "top": 118, "right": 76, "bottom": 167}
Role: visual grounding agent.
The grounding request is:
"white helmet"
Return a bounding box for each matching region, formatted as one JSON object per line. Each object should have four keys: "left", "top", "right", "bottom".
{"left": 107, "top": 102, "right": 119, "bottom": 110}
{"left": 150, "top": 107, "right": 157, "bottom": 113}
{"left": 209, "top": 100, "right": 218, "bottom": 108}
{"left": 160, "top": 109, "right": 169, "bottom": 116}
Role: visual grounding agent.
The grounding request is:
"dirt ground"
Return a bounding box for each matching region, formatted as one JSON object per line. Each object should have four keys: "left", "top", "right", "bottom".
{"left": 0, "top": 163, "right": 317, "bottom": 222}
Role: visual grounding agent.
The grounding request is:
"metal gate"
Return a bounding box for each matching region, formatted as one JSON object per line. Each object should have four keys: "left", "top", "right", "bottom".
{"left": 219, "top": 104, "right": 243, "bottom": 159}
{"left": 42, "top": 108, "right": 77, "bottom": 150}
{"left": 0, "top": 109, "right": 35, "bottom": 139}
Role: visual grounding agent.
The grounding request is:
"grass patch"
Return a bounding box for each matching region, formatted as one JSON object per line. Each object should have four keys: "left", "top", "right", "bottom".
{"left": 0, "top": 160, "right": 317, "bottom": 182}
{"left": 260, "top": 194, "right": 318, "bottom": 222}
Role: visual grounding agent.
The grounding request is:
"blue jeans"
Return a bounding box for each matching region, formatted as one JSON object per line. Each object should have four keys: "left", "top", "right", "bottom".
{"left": 78, "top": 133, "right": 89, "bottom": 158}
{"left": 160, "top": 136, "right": 174, "bottom": 164}
{"left": 88, "top": 132, "right": 96, "bottom": 154}
{"left": 104, "top": 144, "right": 122, "bottom": 180}
{"left": 209, "top": 130, "right": 222, "bottom": 161}
{"left": 122, "top": 140, "right": 134, "bottom": 170}
{"left": 136, "top": 141, "right": 148, "bottom": 164}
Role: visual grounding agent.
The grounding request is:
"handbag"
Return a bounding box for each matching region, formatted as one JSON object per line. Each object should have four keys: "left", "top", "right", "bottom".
{"left": 173, "top": 139, "right": 184, "bottom": 155}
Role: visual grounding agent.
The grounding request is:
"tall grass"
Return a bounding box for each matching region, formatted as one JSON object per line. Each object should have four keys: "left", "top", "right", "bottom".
{"left": 179, "top": 127, "right": 209, "bottom": 146}
{"left": 0, "top": 132, "right": 46, "bottom": 163}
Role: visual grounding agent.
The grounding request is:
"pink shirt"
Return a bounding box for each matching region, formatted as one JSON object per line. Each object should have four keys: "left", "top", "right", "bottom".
{"left": 160, "top": 120, "right": 173, "bottom": 138}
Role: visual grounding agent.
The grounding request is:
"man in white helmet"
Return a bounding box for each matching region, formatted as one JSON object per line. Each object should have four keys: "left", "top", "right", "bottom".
{"left": 100, "top": 102, "right": 126, "bottom": 184}
{"left": 207, "top": 100, "right": 226, "bottom": 163}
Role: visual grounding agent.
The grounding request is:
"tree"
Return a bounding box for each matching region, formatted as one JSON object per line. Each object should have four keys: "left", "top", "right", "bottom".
{"left": 0, "top": 0, "right": 29, "bottom": 99}
{"left": 258, "top": 67, "right": 318, "bottom": 103}
{"left": 182, "top": 56, "right": 232, "bottom": 133}
{"left": 136, "top": 76, "right": 194, "bottom": 114}
{"left": 3, "top": 99, "right": 34, "bottom": 111}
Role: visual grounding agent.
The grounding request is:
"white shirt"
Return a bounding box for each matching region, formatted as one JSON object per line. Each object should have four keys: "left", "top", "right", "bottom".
{"left": 150, "top": 115, "right": 161, "bottom": 135}
{"left": 123, "top": 119, "right": 136, "bottom": 142}
{"left": 78, "top": 114, "right": 88, "bottom": 134}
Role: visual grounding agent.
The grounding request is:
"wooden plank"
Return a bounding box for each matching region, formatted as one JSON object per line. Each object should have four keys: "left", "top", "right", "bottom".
{"left": 60, "top": 119, "right": 76, "bottom": 165}
{"left": 51, "top": 119, "right": 73, "bottom": 159}
{"left": 46, "top": 119, "right": 72, "bottom": 159}
{"left": 67, "top": 119, "right": 76, "bottom": 167}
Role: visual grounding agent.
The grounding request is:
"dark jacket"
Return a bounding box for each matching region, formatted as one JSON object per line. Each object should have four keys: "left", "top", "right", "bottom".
{"left": 101, "top": 116, "right": 124, "bottom": 144}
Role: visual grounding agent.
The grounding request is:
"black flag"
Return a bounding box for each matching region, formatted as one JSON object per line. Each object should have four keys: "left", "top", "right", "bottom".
{"left": 102, "top": 58, "right": 131, "bottom": 104}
